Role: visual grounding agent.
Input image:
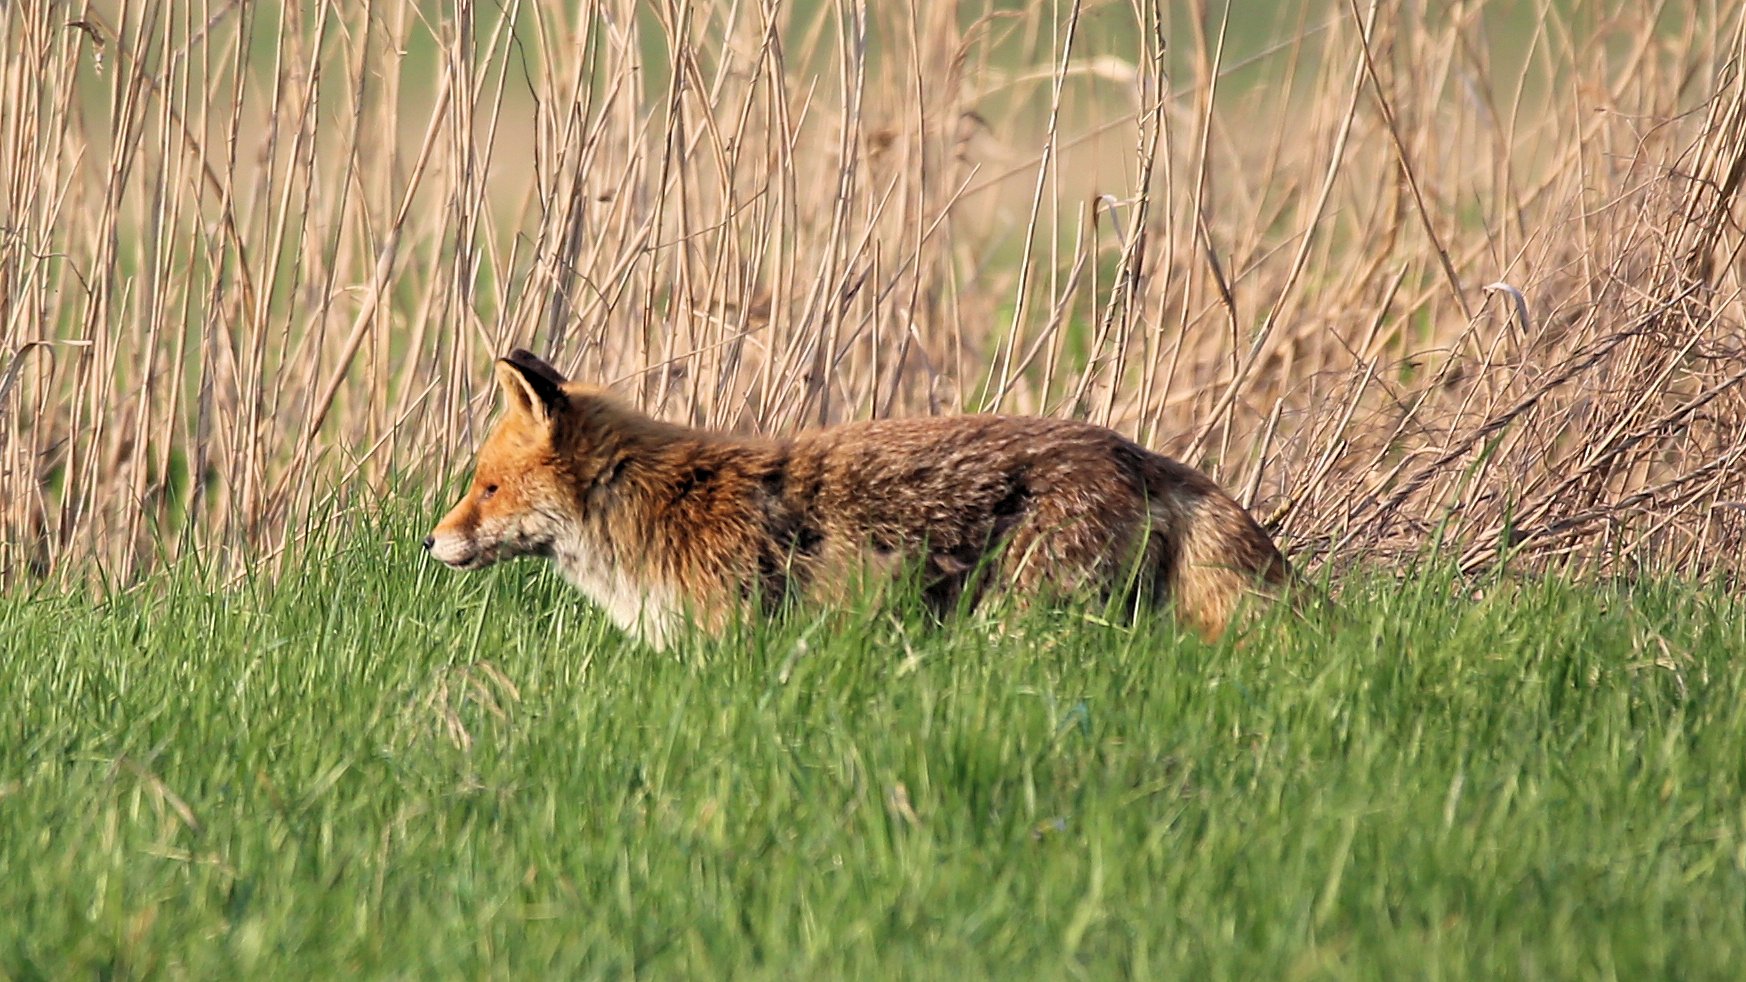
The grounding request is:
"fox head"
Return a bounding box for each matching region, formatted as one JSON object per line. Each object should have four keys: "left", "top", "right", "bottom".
{"left": 424, "top": 350, "right": 588, "bottom": 571}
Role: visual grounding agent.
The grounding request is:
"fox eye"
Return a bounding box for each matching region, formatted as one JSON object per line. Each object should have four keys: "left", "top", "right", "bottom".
{"left": 481, "top": 484, "right": 499, "bottom": 500}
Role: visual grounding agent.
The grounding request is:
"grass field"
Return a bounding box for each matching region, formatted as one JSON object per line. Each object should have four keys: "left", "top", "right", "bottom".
{"left": 4, "top": 513, "right": 1744, "bottom": 978}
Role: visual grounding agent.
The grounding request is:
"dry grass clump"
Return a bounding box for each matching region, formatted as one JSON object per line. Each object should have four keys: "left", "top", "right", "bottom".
{"left": 1, "top": 0, "right": 1742, "bottom": 588}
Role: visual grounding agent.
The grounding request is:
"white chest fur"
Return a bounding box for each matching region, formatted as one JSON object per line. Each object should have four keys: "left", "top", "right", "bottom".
{"left": 551, "top": 536, "right": 678, "bottom": 648}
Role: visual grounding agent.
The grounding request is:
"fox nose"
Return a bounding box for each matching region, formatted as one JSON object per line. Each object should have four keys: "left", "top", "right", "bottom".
{"left": 421, "top": 535, "right": 435, "bottom": 551}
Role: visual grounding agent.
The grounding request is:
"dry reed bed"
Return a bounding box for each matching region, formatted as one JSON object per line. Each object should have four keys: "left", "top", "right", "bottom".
{"left": 1, "top": 0, "right": 1742, "bottom": 589}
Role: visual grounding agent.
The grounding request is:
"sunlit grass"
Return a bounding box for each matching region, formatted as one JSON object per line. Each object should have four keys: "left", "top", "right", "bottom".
{"left": 4, "top": 515, "right": 1743, "bottom": 977}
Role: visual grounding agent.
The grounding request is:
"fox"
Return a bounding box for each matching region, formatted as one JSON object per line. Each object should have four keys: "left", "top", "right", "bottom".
{"left": 425, "top": 350, "right": 1295, "bottom": 648}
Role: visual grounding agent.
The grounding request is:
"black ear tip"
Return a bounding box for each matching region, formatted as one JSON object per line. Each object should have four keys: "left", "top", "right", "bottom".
{"left": 501, "top": 349, "right": 569, "bottom": 388}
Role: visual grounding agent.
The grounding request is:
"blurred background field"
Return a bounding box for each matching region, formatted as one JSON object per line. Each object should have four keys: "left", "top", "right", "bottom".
{"left": 2, "top": 0, "right": 1743, "bottom": 585}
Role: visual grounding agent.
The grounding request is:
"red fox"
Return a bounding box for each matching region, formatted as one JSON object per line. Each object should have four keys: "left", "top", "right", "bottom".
{"left": 426, "top": 350, "right": 1294, "bottom": 648}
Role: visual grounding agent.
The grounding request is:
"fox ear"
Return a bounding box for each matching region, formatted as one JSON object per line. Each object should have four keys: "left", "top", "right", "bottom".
{"left": 495, "top": 350, "right": 568, "bottom": 425}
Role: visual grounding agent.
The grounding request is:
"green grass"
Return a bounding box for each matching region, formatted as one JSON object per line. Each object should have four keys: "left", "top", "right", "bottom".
{"left": 3, "top": 513, "right": 1745, "bottom": 979}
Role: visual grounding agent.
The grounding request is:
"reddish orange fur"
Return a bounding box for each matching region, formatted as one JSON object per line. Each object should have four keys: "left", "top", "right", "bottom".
{"left": 427, "top": 351, "right": 1294, "bottom": 647}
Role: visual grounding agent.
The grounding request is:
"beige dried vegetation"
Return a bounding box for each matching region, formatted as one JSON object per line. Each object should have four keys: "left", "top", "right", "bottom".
{"left": 1, "top": 0, "right": 1742, "bottom": 589}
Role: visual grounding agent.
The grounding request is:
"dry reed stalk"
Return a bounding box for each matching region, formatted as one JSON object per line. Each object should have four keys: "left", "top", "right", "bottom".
{"left": 1, "top": 0, "right": 1742, "bottom": 590}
